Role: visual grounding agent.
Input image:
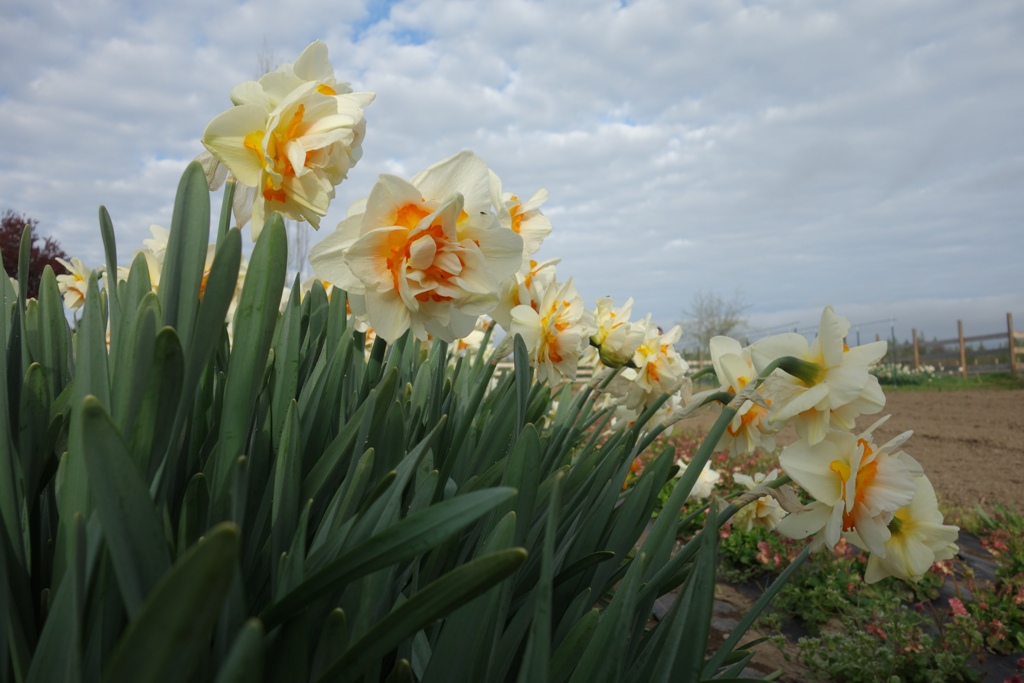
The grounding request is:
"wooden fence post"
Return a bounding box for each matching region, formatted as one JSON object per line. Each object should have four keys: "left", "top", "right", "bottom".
{"left": 1010, "top": 313, "right": 1018, "bottom": 377}
{"left": 958, "top": 320, "right": 967, "bottom": 378}
{"left": 912, "top": 328, "right": 919, "bottom": 371}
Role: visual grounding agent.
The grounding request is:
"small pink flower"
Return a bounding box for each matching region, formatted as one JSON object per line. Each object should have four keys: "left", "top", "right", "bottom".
{"left": 990, "top": 620, "right": 1006, "bottom": 641}
{"left": 866, "top": 622, "right": 888, "bottom": 641}
{"left": 948, "top": 597, "right": 969, "bottom": 617}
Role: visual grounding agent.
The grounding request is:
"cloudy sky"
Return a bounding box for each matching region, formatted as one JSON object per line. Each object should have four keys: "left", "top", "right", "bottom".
{"left": 2, "top": 0, "right": 1022, "bottom": 347}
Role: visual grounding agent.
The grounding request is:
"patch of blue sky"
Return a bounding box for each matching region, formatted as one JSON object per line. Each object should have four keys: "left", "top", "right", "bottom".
{"left": 391, "top": 27, "right": 429, "bottom": 45}
{"left": 351, "top": 0, "right": 401, "bottom": 40}
{"left": 598, "top": 111, "right": 641, "bottom": 127}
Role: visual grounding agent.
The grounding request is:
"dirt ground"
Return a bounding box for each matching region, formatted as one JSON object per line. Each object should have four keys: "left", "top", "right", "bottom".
{"left": 861, "top": 389, "right": 1024, "bottom": 514}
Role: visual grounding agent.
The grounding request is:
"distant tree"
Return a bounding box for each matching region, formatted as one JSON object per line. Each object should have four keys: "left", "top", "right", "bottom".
{"left": 679, "top": 289, "right": 749, "bottom": 358}
{"left": 1, "top": 210, "right": 70, "bottom": 299}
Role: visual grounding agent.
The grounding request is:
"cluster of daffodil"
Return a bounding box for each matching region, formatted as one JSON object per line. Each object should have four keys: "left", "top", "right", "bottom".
{"left": 51, "top": 39, "right": 958, "bottom": 588}
{"left": 692, "top": 306, "right": 959, "bottom": 583}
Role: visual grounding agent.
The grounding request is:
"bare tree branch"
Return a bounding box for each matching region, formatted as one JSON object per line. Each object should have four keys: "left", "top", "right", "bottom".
{"left": 679, "top": 289, "right": 749, "bottom": 354}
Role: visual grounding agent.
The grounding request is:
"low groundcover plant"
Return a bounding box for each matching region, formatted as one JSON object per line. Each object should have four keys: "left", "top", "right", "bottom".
{"left": 0, "top": 40, "right": 958, "bottom": 682}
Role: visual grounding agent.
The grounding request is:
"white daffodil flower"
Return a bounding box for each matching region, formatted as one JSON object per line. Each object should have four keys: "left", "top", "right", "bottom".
{"left": 590, "top": 297, "right": 646, "bottom": 369}
{"left": 509, "top": 277, "right": 596, "bottom": 386}
{"left": 776, "top": 424, "right": 918, "bottom": 554}
{"left": 679, "top": 460, "right": 720, "bottom": 501}
{"left": 142, "top": 225, "right": 170, "bottom": 258}
{"left": 491, "top": 257, "right": 560, "bottom": 330}
{"left": 607, "top": 319, "right": 690, "bottom": 411}
{"left": 731, "top": 470, "right": 787, "bottom": 532}
{"left": 203, "top": 41, "right": 374, "bottom": 239}
{"left": 708, "top": 336, "right": 776, "bottom": 456}
{"left": 309, "top": 151, "right": 523, "bottom": 343}
{"left": 55, "top": 257, "right": 95, "bottom": 310}
{"left": 858, "top": 475, "right": 959, "bottom": 584}
{"left": 489, "top": 170, "right": 551, "bottom": 263}
{"left": 751, "top": 306, "right": 886, "bottom": 444}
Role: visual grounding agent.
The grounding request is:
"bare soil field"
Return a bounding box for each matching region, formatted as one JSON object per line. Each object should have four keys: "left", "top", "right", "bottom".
{"left": 864, "top": 389, "right": 1024, "bottom": 514}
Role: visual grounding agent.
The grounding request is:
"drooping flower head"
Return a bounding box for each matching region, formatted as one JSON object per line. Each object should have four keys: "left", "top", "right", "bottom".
{"left": 776, "top": 420, "right": 919, "bottom": 554}
{"left": 308, "top": 151, "right": 524, "bottom": 343}
{"left": 751, "top": 306, "right": 886, "bottom": 444}
{"left": 731, "top": 470, "right": 788, "bottom": 532}
{"left": 202, "top": 40, "right": 374, "bottom": 239}
{"left": 859, "top": 475, "right": 959, "bottom": 584}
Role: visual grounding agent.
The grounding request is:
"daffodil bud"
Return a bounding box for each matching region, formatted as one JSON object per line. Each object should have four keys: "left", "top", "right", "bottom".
{"left": 597, "top": 343, "right": 634, "bottom": 369}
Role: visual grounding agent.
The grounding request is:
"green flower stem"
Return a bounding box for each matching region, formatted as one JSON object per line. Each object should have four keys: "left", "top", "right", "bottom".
{"left": 697, "top": 391, "right": 736, "bottom": 407}
{"left": 688, "top": 365, "right": 717, "bottom": 382}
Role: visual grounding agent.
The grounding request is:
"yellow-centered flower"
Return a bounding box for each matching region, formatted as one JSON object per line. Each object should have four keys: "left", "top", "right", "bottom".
{"left": 309, "top": 152, "right": 523, "bottom": 342}
{"left": 776, "top": 422, "right": 918, "bottom": 554}
{"left": 202, "top": 41, "right": 374, "bottom": 239}
{"left": 752, "top": 306, "right": 886, "bottom": 444}
{"left": 55, "top": 257, "right": 94, "bottom": 310}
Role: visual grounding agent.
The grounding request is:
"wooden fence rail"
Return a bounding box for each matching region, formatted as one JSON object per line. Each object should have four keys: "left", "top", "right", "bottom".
{"left": 907, "top": 312, "right": 1023, "bottom": 378}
